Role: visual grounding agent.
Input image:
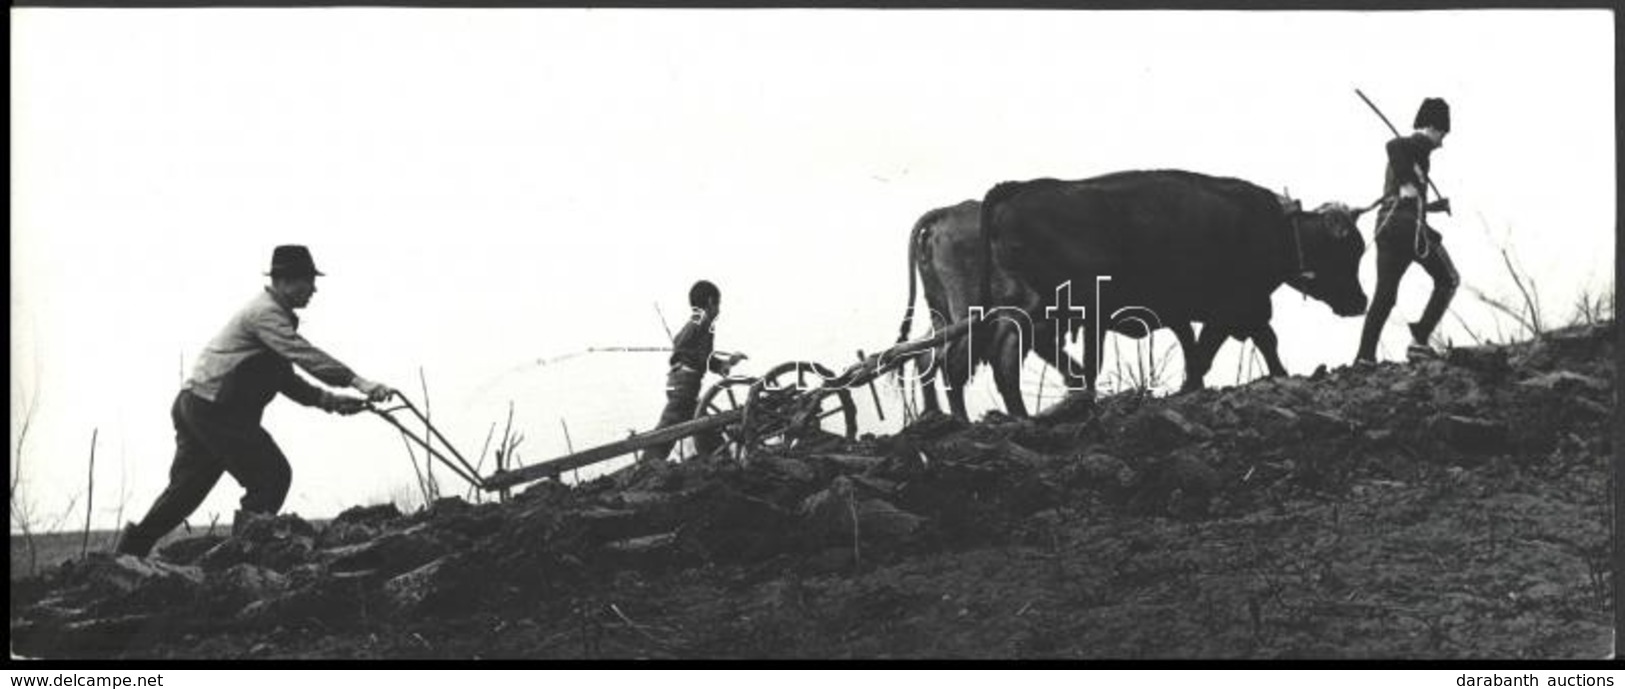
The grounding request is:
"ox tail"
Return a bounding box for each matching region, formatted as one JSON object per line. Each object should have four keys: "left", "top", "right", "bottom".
{"left": 978, "top": 181, "right": 1026, "bottom": 313}
{"left": 896, "top": 211, "right": 932, "bottom": 346}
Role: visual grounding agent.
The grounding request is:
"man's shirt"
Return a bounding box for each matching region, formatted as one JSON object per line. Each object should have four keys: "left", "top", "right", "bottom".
{"left": 1384, "top": 132, "right": 1436, "bottom": 204}
{"left": 185, "top": 288, "right": 355, "bottom": 419}
{"left": 668, "top": 311, "right": 728, "bottom": 375}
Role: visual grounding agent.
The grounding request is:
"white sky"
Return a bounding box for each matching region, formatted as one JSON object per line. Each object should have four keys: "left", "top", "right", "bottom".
{"left": 10, "top": 9, "right": 1615, "bottom": 531}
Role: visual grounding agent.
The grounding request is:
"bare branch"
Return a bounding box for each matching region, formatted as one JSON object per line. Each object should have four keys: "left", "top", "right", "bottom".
{"left": 11, "top": 499, "right": 38, "bottom": 576}
{"left": 81, "top": 428, "right": 98, "bottom": 558}
{"left": 418, "top": 367, "right": 439, "bottom": 502}
{"left": 1448, "top": 310, "right": 1485, "bottom": 346}
{"left": 45, "top": 492, "right": 83, "bottom": 535}
{"left": 474, "top": 421, "right": 497, "bottom": 475}
{"left": 12, "top": 381, "right": 41, "bottom": 498}
{"left": 113, "top": 443, "right": 129, "bottom": 539}
{"left": 398, "top": 432, "right": 429, "bottom": 509}
{"left": 1498, "top": 248, "right": 1543, "bottom": 336}
{"left": 1468, "top": 286, "right": 1536, "bottom": 339}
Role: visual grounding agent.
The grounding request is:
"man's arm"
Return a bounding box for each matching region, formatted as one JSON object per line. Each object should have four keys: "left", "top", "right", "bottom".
{"left": 281, "top": 372, "right": 368, "bottom": 415}
{"left": 279, "top": 368, "right": 328, "bottom": 408}
{"left": 279, "top": 369, "right": 340, "bottom": 412}
{"left": 251, "top": 307, "right": 357, "bottom": 387}
{"left": 252, "top": 305, "right": 394, "bottom": 401}
{"left": 705, "top": 350, "right": 746, "bottom": 375}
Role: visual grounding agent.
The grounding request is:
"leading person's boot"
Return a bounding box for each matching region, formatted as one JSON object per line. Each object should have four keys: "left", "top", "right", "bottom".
{"left": 1407, "top": 323, "right": 1441, "bottom": 361}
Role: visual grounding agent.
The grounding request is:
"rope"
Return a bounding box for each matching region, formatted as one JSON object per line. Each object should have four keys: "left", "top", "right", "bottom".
{"left": 1412, "top": 196, "right": 1431, "bottom": 260}
{"left": 1372, "top": 195, "right": 1430, "bottom": 261}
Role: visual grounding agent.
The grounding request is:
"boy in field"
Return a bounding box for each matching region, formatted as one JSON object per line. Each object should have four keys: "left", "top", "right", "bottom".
{"left": 640, "top": 280, "right": 746, "bottom": 462}
{"left": 1356, "top": 97, "right": 1459, "bottom": 365}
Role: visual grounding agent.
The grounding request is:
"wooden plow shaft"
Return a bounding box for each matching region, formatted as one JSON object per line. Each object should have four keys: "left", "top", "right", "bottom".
{"left": 481, "top": 318, "right": 977, "bottom": 492}
{"left": 828, "top": 318, "right": 975, "bottom": 390}
{"left": 482, "top": 407, "right": 744, "bottom": 490}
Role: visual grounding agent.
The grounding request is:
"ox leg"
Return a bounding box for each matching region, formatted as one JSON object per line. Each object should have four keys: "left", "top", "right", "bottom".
{"left": 914, "top": 350, "right": 944, "bottom": 416}
{"left": 1184, "top": 323, "right": 1229, "bottom": 391}
{"left": 943, "top": 336, "right": 973, "bottom": 422}
{"left": 1081, "top": 318, "right": 1104, "bottom": 400}
{"left": 1169, "top": 321, "right": 1202, "bottom": 394}
{"left": 991, "top": 322, "right": 1030, "bottom": 418}
{"left": 1250, "top": 325, "right": 1289, "bottom": 377}
{"left": 1032, "top": 318, "right": 1087, "bottom": 402}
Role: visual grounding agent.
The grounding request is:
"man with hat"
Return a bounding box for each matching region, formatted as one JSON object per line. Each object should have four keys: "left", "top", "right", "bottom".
{"left": 1356, "top": 97, "right": 1459, "bottom": 365}
{"left": 114, "top": 245, "right": 397, "bottom": 557}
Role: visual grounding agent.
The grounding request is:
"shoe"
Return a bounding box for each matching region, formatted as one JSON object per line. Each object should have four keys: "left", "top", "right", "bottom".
{"left": 1406, "top": 342, "right": 1440, "bottom": 362}
{"left": 113, "top": 522, "right": 154, "bottom": 558}
{"left": 1351, "top": 358, "right": 1377, "bottom": 371}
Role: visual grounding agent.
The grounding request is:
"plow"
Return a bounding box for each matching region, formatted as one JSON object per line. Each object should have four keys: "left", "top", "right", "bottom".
{"left": 374, "top": 319, "right": 977, "bottom": 494}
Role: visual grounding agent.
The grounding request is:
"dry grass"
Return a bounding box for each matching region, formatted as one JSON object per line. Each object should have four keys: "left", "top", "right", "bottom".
{"left": 1570, "top": 282, "right": 1615, "bottom": 328}
{"left": 492, "top": 401, "right": 525, "bottom": 503}
{"left": 1467, "top": 244, "right": 1546, "bottom": 342}
{"left": 4, "top": 381, "right": 85, "bottom": 577}
{"left": 79, "top": 428, "right": 98, "bottom": 559}
{"left": 1456, "top": 221, "right": 1611, "bottom": 347}
{"left": 1104, "top": 331, "right": 1179, "bottom": 396}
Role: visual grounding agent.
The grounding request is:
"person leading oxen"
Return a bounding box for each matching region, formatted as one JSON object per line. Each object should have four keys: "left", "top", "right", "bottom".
{"left": 1355, "top": 97, "right": 1458, "bottom": 366}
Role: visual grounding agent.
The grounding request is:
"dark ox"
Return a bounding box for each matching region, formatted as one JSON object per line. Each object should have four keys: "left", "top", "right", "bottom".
{"left": 895, "top": 200, "right": 1084, "bottom": 421}
{"left": 978, "top": 169, "right": 1371, "bottom": 415}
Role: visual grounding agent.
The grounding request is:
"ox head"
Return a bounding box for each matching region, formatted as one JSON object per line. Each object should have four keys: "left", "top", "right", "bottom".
{"left": 1287, "top": 201, "right": 1369, "bottom": 317}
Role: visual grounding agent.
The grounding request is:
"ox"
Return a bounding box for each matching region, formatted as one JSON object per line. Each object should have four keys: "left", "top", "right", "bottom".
{"left": 896, "top": 200, "right": 1085, "bottom": 421}
{"left": 978, "top": 169, "right": 1371, "bottom": 414}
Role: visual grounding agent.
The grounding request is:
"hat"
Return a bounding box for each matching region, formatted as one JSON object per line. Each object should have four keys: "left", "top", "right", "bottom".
{"left": 266, "top": 245, "right": 325, "bottom": 277}
{"left": 1413, "top": 97, "right": 1450, "bottom": 133}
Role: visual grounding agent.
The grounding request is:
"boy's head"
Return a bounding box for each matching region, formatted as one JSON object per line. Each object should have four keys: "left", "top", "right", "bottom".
{"left": 689, "top": 280, "right": 721, "bottom": 313}
{"left": 1413, "top": 97, "right": 1450, "bottom": 145}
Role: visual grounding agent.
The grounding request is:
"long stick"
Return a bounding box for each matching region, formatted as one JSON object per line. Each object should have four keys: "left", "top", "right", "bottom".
{"left": 1355, "top": 88, "right": 1450, "bottom": 214}
{"left": 588, "top": 346, "right": 672, "bottom": 354}
{"left": 653, "top": 303, "right": 676, "bottom": 343}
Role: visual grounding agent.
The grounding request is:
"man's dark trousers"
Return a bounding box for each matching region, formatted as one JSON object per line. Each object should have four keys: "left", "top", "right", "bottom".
{"left": 125, "top": 390, "right": 293, "bottom": 547}
{"left": 1356, "top": 202, "right": 1460, "bottom": 362}
{"left": 640, "top": 366, "right": 721, "bottom": 462}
